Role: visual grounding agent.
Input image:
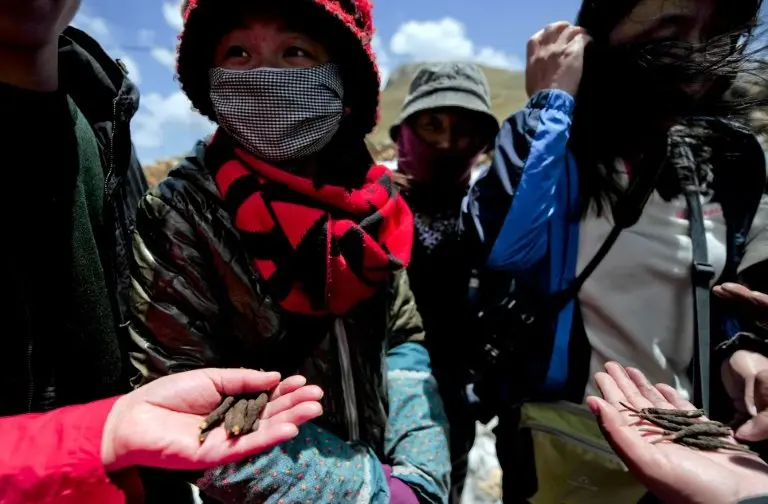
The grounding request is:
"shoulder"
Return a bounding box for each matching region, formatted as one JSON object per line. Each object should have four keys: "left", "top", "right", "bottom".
{"left": 139, "top": 141, "right": 222, "bottom": 225}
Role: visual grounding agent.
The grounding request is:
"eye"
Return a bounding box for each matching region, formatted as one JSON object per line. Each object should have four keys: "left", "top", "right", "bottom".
{"left": 224, "top": 45, "right": 250, "bottom": 59}
{"left": 425, "top": 116, "right": 445, "bottom": 132}
{"left": 284, "top": 46, "right": 315, "bottom": 60}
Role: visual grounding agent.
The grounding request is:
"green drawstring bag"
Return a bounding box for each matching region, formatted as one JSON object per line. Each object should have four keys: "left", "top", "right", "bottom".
{"left": 520, "top": 401, "right": 647, "bottom": 504}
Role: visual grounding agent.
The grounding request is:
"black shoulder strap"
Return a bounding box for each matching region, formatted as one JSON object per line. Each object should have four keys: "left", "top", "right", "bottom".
{"left": 684, "top": 184, "right": 713, "bottom": 416}
{"left": 670, "top": 137, "right": 713, "bottom": 415}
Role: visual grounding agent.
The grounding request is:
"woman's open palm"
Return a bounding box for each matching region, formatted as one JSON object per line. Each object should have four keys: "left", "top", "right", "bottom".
{"left": 588, "top": 362, "right": 768, "bottom": 504}
{"left": 102, "top": 369, "right": 324, "bottom": 471}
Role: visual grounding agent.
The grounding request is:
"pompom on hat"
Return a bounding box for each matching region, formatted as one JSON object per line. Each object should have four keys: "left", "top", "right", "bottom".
{"left": 176, "top": 0, "right": 381, "bottom": 137}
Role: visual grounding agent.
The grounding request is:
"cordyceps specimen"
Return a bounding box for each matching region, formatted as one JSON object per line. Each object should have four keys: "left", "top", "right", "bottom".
{"left": 199, "top": 392, "right": 269, "bottom": 443}
{"left": 620, "top": 402, "right": 757, "bottom": 455}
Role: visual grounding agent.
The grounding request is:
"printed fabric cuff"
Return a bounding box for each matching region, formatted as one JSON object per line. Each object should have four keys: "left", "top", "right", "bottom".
{"left": 386, "top": 342, "right": 451, "bottom": 504}
{"left": 197, "top": 422, "right": 391, "bottom": 504}
{"left": 714, "top": 331, "right": 768, "bottom": 363}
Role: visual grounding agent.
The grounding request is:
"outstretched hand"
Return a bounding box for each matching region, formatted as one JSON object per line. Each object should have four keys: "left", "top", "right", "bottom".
{"left": 587, "top": 362, "right": 768, "bottom": 504}
{"left": 101, "top": 368, "right": 324, "bottom": 472}
{"left": 714, "top": 283, "right": 768, "bottom": 436}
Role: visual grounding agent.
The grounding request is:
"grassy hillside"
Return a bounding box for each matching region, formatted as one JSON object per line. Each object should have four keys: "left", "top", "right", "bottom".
{"left": 144, "top": 62, "right": 526, "bottom": 183}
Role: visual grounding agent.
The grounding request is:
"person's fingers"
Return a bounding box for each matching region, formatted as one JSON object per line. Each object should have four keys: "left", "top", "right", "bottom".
{"left": 527, "top": 33, "right": 541, "bottom": 60}
{"left": 717, "top": 282, "right": 752, "bottom": 297}
{"left": 263, "top": 401, "right": 324, "bottom": 428}
{"left": 735, "top": 412, "right": 768, "bottom": 442}
{"left": 594, "top": 372, "right": 630, "bottom": 419}
{"left": 605, "top": 362, "right": 654, "bottom": 410}
{"left": 752, "top": 290, "right": 768, "bottom": 307}
{"left": 563, "top": 26, "right": 587, "bottom": 44}
{"left": 587, "top": 396, "right": 659, "bottom": 476}
{"left": 541, "top": 21, "right": 572, "bottom": 44}
{"left": 626, "top": 367, "right": 674, "bottom": 408}
{"left": 202, "top": 369, "right": 281, "bottom": 397}
{"left": 568, "top": 32, "right": 592, "bottom": 57}
{"left": 714, "top": 283, "right": 768, "bottom": 308}
{"left": 745, "top": 372, "right": 758, "bottom": 416}
{"left": 262, "top": 384, "right": 324, "bottom": 419}
{"left": 655, "top": 384, "right": 699, "bottom": 411}
{"left": 756, "top": 369, "right": 768, "bottom": 411}
{"left": 269, "top": 375, "right": 308, "bottom": 401}
{"left": 738, "top": 369, "right": 768, "bottom": 441}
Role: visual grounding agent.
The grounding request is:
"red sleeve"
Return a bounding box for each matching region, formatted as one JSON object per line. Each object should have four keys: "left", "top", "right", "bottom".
{"left": 0, "top": 397, "right": 143, "bottom": 504}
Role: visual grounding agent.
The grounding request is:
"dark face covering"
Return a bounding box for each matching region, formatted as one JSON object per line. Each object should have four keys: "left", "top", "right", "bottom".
{"left": 395, "top": 123, "right": 480, "bottom": 213}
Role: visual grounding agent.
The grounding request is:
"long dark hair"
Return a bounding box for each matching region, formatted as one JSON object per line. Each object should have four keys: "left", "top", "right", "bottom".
{"left": 571, "top": 0, "right": 768, "bottom": 216}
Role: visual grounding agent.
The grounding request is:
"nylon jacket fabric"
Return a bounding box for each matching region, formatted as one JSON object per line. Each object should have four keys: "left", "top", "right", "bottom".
{"left": 0, "top": 396, "right": 143, "bottom": 504}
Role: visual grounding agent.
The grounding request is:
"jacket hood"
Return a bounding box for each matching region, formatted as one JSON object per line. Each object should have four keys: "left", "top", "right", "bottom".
{"left": 59, "top": 26, "right": 140, "bottom": 127}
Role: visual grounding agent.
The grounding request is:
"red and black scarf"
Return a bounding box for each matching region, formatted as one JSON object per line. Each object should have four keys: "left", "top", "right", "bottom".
{"left": 207, "top": 132, "right": 414, "bottom": 316}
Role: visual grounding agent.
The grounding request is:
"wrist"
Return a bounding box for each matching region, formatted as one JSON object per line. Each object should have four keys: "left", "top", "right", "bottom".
{"left": 716, "top": 332, "right": 768, "bottom": 364}
{"left": 101, "top": 394, "right": 130, "bottom": 473}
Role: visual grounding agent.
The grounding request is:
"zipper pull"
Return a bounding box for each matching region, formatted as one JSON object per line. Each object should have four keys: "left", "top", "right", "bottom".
{"left": 115, "top": 58, "right": 129, "bottom": 75}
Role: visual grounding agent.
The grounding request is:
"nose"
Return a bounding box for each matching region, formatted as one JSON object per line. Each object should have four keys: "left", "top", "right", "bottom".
{"left": 249, "top": 52, "right": 282, "bottom": 69}
{"left": 433, "top": 133, "right": 451, "bottom": 150}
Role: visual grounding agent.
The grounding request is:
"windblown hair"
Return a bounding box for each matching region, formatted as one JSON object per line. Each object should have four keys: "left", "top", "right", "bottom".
{"left": 572, "top": 0, "right": 768, "bottom": 216}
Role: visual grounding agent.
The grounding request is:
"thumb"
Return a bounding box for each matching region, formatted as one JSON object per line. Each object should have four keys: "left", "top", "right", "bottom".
{"left": 735, "top": 412, "right": 768, "bottom": 442}
{"left": 745, "top": 371, "right": 758, "bottom": 417}
{"left": 736, "top": 370, "right": 768, "bottom": 441}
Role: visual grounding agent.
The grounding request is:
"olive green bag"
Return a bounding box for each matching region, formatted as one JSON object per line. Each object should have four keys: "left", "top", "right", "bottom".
{"left": 521, "top": 401, "right": 647, "bottom": 504}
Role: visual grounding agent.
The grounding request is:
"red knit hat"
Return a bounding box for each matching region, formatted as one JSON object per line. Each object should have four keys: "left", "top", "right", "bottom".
{"left": 176, "top": 0, "right": 381, "bottom": 136}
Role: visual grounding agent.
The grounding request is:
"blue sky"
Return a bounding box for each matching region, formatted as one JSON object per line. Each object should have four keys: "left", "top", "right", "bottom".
{"left": 72, "top": 0, "right": 584, "bottom": 164}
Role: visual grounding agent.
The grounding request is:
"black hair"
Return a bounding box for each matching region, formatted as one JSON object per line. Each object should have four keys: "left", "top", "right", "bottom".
{"left": 571, "top": 0, "right": 767, "bottom": 216}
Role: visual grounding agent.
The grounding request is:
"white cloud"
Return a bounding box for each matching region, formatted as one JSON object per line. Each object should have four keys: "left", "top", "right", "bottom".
{"left": 151, "top": 47, "right": 177, "bottom": 71}
{"left": 115, "top": 54, "right": 142, "bottom": 85}
{"left": 129, "top": 2, "right": 212, "bottom": 157}
{"left": 137, "top": 29, "right": 156, "bottom": 46}
{"left": 371, "top": 34, "right": 390, "bottom": 87}
{"left": 389, "top": 18, "right": 523, "bottom": 70}
{"left": 163, "top": 1, "right": 185, "bottom": 32}
{"left": 71, "top": 12, "right": 142, "bottom": 85}
{"left": 150, "top": 1, "right": 183, "bottom": 72}
{"left": 474, "top": 47, "right": 523, "bottom": 70}
{"left": 132, "top": 91, "right": 215, "bottom": 149}
{"left": 71, "top": 12, "right": 111, "bottom": 42}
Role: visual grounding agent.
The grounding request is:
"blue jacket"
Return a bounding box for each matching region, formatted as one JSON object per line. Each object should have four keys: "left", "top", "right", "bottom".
{"left": 461, "top": 89, "right": 768, "bottom": 398}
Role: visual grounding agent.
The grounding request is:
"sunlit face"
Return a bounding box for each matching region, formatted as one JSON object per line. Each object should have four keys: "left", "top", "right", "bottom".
{"left": 0, "top": 0, "right": 81, "bottom": 48}
{"left": 609, "top": 0, "right": 718, "bottom": 45}
{"left": 409, "top": 107, "right": 488, "bottom": 154}
{"left": 213, "top": 15, "right": 331, "bottom": 70}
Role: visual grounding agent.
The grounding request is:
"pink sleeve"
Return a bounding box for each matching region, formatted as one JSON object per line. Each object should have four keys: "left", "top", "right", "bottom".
{"left": 0, "top": 397, "right": 142, "bottom": 504}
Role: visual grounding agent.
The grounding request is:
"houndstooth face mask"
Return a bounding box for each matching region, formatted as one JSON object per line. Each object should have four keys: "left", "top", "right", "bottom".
{"left": 209, "top": 63, "right": 345, "bottom": 162}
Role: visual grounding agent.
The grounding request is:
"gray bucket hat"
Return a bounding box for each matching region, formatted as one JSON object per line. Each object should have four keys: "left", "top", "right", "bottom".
{"left": 389, "top": 61, "right": 499, "bottom": 143}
